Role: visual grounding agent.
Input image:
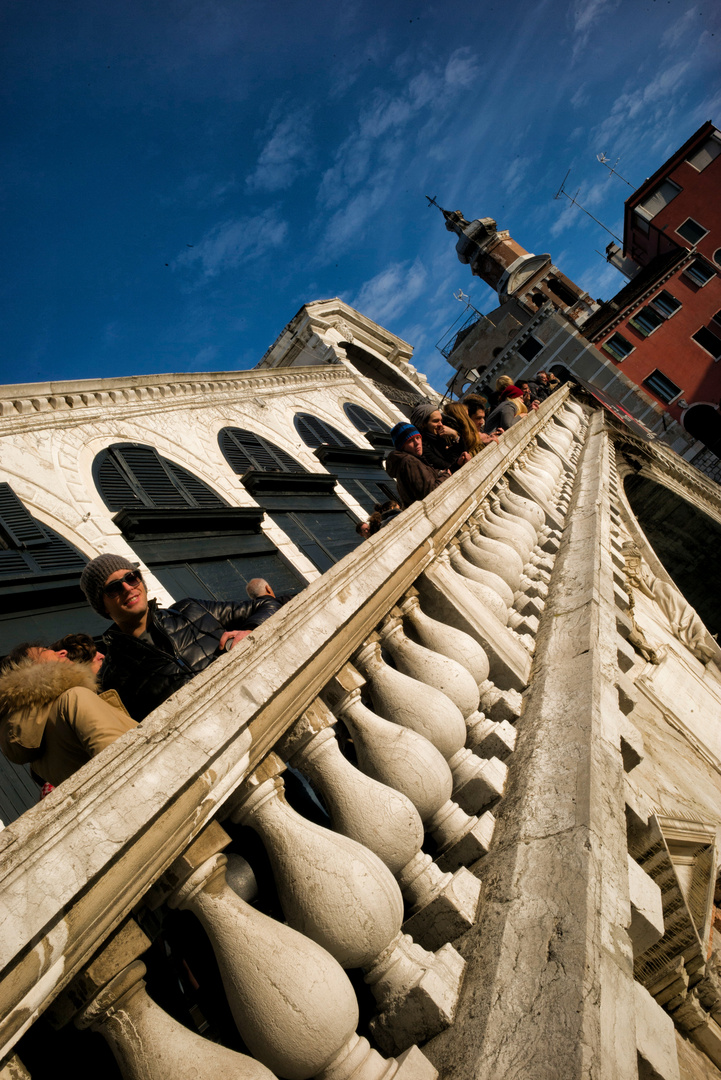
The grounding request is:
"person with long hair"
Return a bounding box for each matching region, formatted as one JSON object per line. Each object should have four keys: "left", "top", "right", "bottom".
{"left": 442, "top": 401, "right": 485, "bottom": 456}
{"left": 409, "top": 403, "right": 469, "bottom": 472}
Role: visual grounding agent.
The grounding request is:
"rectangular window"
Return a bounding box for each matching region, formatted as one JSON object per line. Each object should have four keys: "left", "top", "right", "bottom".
{"left": 602, "top": 332, "right": 634, "bottom": 361}
{"left": 635, "top": 179, "right": 682, "bottom": 221}
{"left": 676, "top": 218, "right": 708, "bottom": 245}
{"left": 683, "top": 258, "right": 716, "bottom": 287}
{"left": 629, "top": 306, "right": 664, "bottom": 337}
{"left": 686, "top": 133, "right": 721, "bottom": 172}
{"left": 642, "top": 369, "right": 683, "bottom": 404}
{"left": 692, "top": 326, "right": 721, "bottom": 360}
{"left": 650, "top": 290, "right": 682, "bottom": 318}
{"left": 517, "top": 336, "right": 543, "bottom": 362}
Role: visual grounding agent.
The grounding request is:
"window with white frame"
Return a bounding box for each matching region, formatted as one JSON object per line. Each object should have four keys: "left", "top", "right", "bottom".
{"left": 629, "top": 306, "right": 664, "bottom": 337}
{"left": 642, "top": 369, "right": 683, "bottom": 404}
{"left": 692, "top": 326, "right": 721, "bottom": 360}
{"left": 602, "top": 332, "right": 635, "bottom": 361}
{"left": 686, "top": 132, "right": 721, "bottom": 172}
{"left": 635, "top": 179, "right": 682, "bottom": 222}
{"left": 649, "top": 290, "right": 682, "bottom": 319}
{"left": 676, "top": 218, "right": 708, "bottom": 245}
{"left": 683, "top": 258, "right": 716, "bottom": 287}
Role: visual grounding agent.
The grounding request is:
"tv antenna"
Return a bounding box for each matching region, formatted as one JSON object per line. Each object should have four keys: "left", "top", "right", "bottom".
{"left": 596, "top": 153, "right": 635, "bottom": 188}
{"left": 553, "top": 169, "right": 623, "bottom": 243}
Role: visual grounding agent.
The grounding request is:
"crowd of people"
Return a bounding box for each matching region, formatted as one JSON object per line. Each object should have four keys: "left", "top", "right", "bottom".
{"left": 0, "top": 559, "right": 294, "bottom": 794}
{"left": 357, "top": 371, "right": 561, "bottom": 524}
{"left": 0, "top": 370, "right": 560, "bottom": 800}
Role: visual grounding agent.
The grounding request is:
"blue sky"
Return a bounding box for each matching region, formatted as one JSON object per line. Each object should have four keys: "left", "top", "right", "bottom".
{"left": 2, "top": 0, "right": 719, "bottom": 392}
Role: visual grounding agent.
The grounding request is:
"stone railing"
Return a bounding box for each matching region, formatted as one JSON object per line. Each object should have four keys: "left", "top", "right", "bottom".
{"left": 0, "top": 387, "right": 637, "bottom": 1079}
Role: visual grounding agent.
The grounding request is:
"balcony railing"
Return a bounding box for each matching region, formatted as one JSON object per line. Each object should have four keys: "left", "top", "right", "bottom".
{"left": 0, "top": 388, "right": 604, "bottom": 1078}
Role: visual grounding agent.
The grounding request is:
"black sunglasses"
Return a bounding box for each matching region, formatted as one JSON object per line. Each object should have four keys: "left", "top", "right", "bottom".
{"left": 103, "top": 570, "right": 143, "bottom": 598}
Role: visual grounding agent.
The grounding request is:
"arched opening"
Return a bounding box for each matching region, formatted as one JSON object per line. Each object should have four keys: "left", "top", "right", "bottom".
{"left": 219, "top": 427, "right": 364, "bottom": 572}
{"left": 94, "top": 443, "right": 304, "bottom": 600}
{"left": 623, "top": 472, "right": 721, "bottom": 637}
{"left": 682, "top": 404, "right": 721, "bottom": 458}
{"left": 294, "top": 413, "right": 397, "bottom": 514}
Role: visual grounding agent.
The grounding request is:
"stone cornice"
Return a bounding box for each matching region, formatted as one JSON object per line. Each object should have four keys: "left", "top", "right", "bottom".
{"left": 0, "top": 366, "right": 358, "bottom": 435}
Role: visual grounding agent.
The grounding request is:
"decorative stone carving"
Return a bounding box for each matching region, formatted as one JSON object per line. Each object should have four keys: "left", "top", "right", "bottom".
{"left": 621, "top": 542, "right": 716, "bottom": 664}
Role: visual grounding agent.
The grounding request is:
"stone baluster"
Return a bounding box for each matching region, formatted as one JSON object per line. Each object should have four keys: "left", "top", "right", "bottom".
{"left": 162, "top": 821, "right": 437, "bottom": 1079}
{"left": 398, "top": 592, "right": 521, "bottom": 738}
{"left": 324, "top": 664, "right": 495, "bottom": 872}
{"left": 440, "top": 548, "right": 536, "bottom": 652}
{"left": 357, "top": 633, "right": 505, "bottom": 813}
{"left": 448, "top": 539, "right": 511, "bottom": 624}
{"left": 54, "top": 919, "right": 277, "bottom": 1080}
{"left": 494, "top": 480, "right": 561, "bottom": 555}
{"left": 230, "top": 756, "right": 465, "bottom": 1056}
{"left": 277, "top": 697, "right": 482, "bottom": 950}
{"left": 514, "top": 452, "right": 558, "bottom": 504}
{"left": 456, "top": 529, "right": 516, "bottom": 606}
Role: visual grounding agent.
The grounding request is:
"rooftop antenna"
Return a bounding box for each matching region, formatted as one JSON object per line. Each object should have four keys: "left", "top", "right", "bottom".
{"left": 596, "top": 153, "right": 635, "bottom": 188}
{"left": 553, "top": 169, "right": 623, "bottom": 243}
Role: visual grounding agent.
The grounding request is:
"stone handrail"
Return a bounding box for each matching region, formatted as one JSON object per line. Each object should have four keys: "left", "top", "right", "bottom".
{"left": 0, "top": 385, "right": 591, "bottom": 1078}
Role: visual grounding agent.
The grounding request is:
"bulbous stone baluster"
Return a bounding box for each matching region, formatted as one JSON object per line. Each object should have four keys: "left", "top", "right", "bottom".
{"left": 324, "top": 665, "right": 495, "bottom": 872}
{"left": 397, "top": 593, "right": 518, "bottom": 750}
{"left": 58, "top": 918, "right": 276, "bottom": 1080}
{"left": 358, "top": 634, "right": 505, "bottom": 813}
{"left": 514, "top": 455, "right": 556, "bottom": 503}
{"left": 496, "top": 476, "right": 546, "bottom": 531}
{"left": 448, "top": 542, "right": 510, "bottom": 624}
{"left": 78, "top": 960, "right": 277, "bottom": 1080}
{"left": 231, "top": 759, "right": 465, "bottom": 1056}
{"left": 442, "top": 548, "right": 535, "bottom": 651}
{"left": 165, "top": 824, "right": 437, "bottom": 1079}
{"left": 488, "top": 494, "right": 538, "bottom": 546}
{"left": 466, "top": 517, "right": 524, "bottom": 588}
{"left": 475, "top": 504, "right": 530, "bottom": 562}
{"left": 456, "top": 531, "right": 515, "bottom": 607}
{"left": 278, "top": 698, "right": 481, "bottom": 951}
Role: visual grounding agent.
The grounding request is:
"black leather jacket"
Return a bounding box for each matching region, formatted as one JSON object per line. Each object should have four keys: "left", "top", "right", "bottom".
{"left": 100, "top": 596, "right": 274, "bottom": 721}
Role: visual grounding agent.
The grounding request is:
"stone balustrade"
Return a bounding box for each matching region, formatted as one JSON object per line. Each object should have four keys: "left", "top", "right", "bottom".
{"left": 2, "top": 386, "right": 660, "bottom": 1079}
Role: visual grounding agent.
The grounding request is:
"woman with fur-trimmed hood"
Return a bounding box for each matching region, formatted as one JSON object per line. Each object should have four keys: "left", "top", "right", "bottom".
{"left": 0, "top": 644, "right": 137, "bottom": 788}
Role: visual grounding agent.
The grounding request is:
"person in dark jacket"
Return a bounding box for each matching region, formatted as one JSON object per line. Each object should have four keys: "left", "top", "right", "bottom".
{"left": 245, "top": 577, "right": 296, "bottom": 618}
{"left": 409, "top": 404, "right": 469, "bottom": 472}
{"left": 385, "top": 423, "right": 449, "bottom": 509}
{"left": 79, "top": 554, "right": 275, "bottom": 721}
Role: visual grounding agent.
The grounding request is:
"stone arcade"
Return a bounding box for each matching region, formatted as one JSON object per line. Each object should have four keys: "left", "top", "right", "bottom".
{"left": 0, "top": 305, "right": 720, "bottom": 1080}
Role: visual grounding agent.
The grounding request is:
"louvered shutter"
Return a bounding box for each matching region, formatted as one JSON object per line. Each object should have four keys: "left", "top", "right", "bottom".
{"left": 165, "top": 461, "right": 225, "bottom": 507}
{"left": 114, "top": 447, "right": 189, "bottom": 507}
{"left": 294, "top": 413, "right": 354, "bottom": 448}
{"left": 219, "top": 429, "right": 302, "bottom": 473}
{"left": 97, "top": 445, "right": 227, "bottom": 509}
{"left": 0, "top": 484, "right": 50, "bottom": 547}
{"left": 343, "top": 403, "right": 390, "bottom": 433}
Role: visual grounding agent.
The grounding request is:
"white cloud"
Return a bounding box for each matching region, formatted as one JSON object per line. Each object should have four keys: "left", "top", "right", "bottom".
{"left": 501, "top": 156, "right": 532, "bottom": 197}
{"left": 246, "top": 106, "right": 313, "bottom": 192}
{"left": 173, "top": 210, "right": 288, "bottom": 279}
{"left": 661, "top": 6, "right": 699, "bottom": 50}
{"left": 570, "top": 0, "right": 620, "bottom": 57}
{"left": 350, "top": 257, "right": 428, "bottom": 325}
{"left": 317, "top": 46, "right": 481, "bottom": 235}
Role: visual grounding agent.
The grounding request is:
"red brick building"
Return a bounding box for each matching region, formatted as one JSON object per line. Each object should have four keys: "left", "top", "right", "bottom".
{"left": 584, "top": 122, "right": 721, "bottom": 456}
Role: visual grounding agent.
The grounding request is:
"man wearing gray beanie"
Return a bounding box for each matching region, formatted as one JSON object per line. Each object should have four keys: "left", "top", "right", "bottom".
{"left": 80, "top": 553, "right": 280, "bottom": 722}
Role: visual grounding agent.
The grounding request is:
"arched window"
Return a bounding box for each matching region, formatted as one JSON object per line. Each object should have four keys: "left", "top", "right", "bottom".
{"left": 294, "top": 413, "right": 355, "bottom": 448}
{"left": 94, "top": 443, "right": 304, "bottom": 602}
{"left": 342, "top": 403, "right": 391, "bottom": 434}
{"left": 95, "top": 444, "right": 226, "bottom": 510}
{"left": 219, "top": 427, "right": 362, "bottom": 572}
{"left": 219, "top": 429, "right": 302, "bottom": 474}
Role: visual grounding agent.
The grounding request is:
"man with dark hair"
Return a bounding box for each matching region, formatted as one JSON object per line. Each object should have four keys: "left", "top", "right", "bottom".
{"left": 80, "top": 554, "right": 276, "bottom": 721}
